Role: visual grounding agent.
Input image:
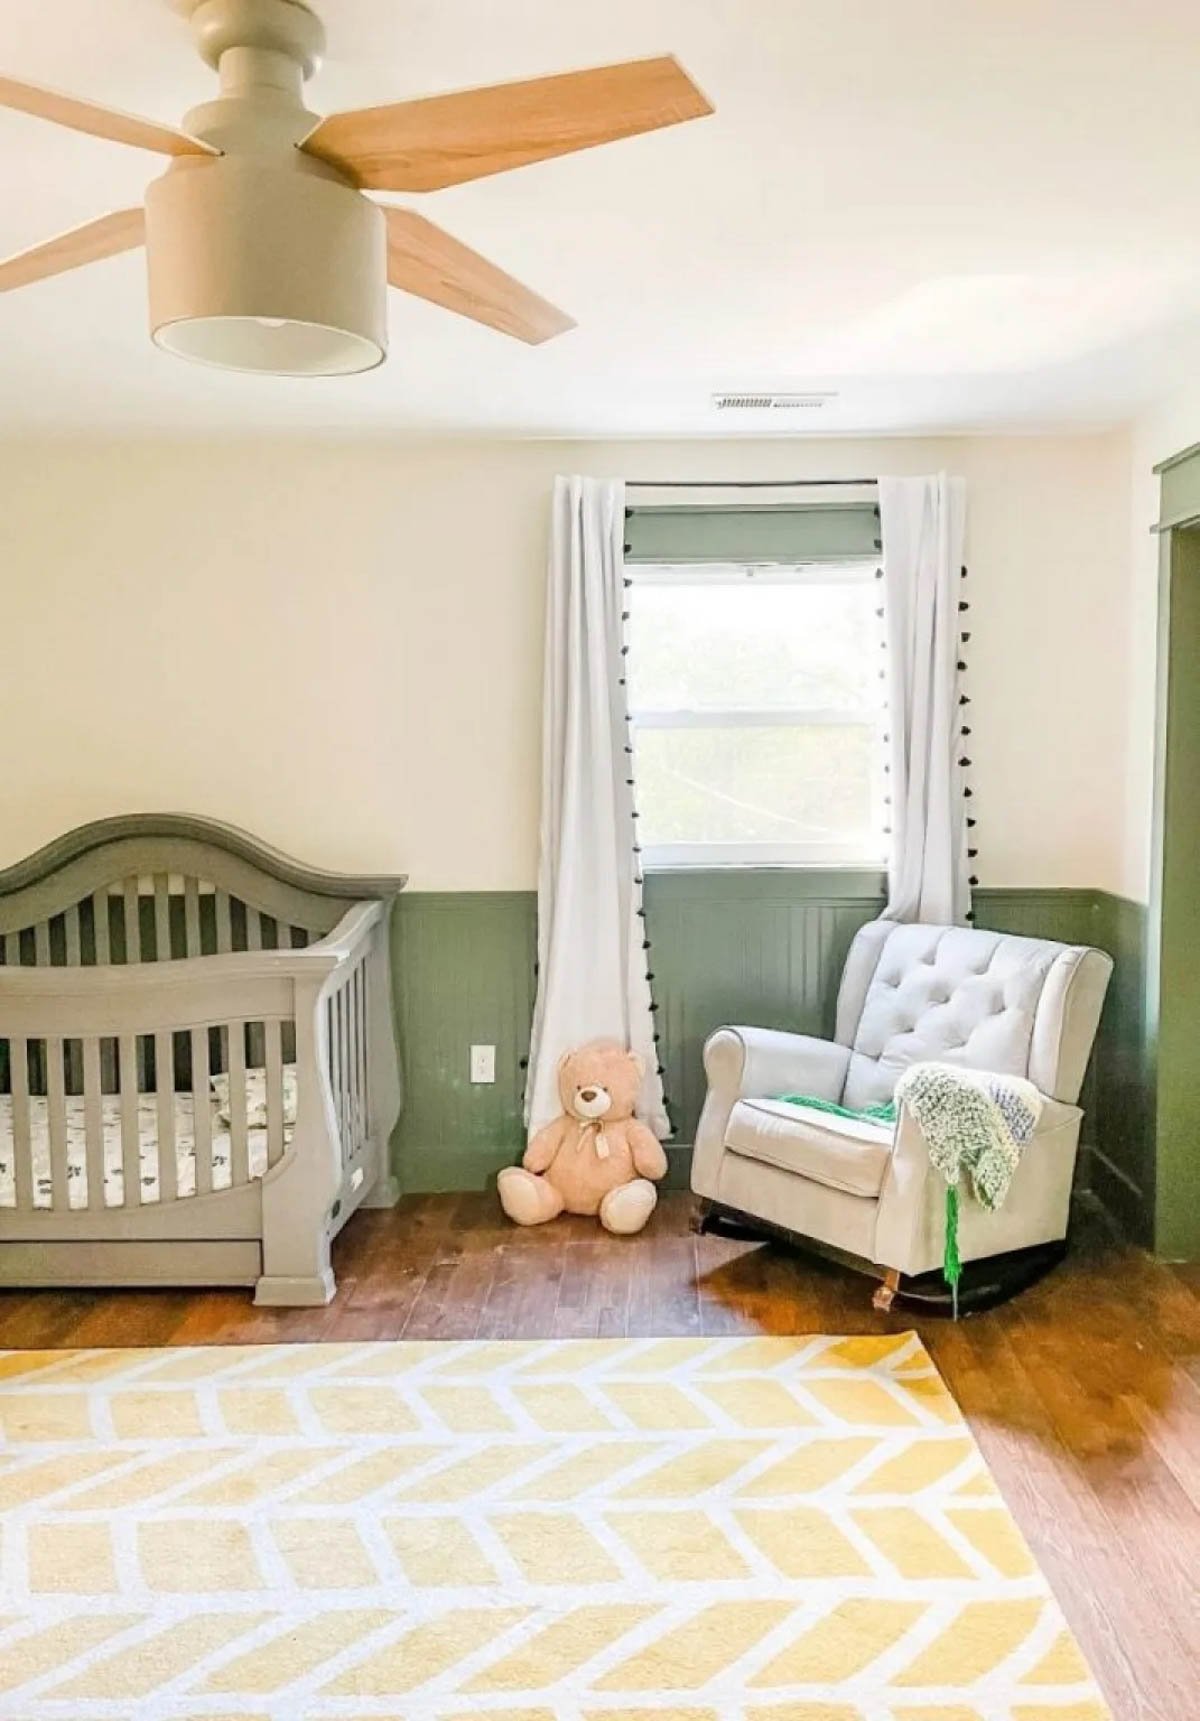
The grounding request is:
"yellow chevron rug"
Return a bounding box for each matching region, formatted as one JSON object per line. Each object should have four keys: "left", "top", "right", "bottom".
{"left": 0, "top": 1335, "right": 1108, "bottom": 1721}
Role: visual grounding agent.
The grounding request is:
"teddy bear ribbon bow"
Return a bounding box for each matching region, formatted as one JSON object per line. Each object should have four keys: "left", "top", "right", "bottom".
{"left": 576, "top": 1120, "right": 611, "bottom": 1160}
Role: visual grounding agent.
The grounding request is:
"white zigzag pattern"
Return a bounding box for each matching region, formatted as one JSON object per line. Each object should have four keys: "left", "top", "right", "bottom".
{"left": 0, "top": 1335, "right": 1109, "bottom": 1721}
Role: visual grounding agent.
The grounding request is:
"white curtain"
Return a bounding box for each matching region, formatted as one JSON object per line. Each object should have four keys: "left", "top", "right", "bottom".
{"left": 525, "top": 476, "right": 669, "bottom": 1140}
{"left": 879, "top": 474, "right": 971, "bottom": 925}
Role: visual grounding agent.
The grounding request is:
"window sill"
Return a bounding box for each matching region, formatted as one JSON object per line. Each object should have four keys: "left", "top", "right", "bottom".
{"left": 641, "top": 865, "right": 888, "bottom": 900}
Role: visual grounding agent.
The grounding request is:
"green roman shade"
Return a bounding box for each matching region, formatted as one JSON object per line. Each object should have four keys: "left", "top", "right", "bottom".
{"left": 624, "top": 502, "right": 881, "bottom": 564}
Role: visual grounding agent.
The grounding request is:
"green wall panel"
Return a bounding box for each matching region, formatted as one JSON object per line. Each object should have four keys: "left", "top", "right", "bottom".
{"left": 1148, "top": 517, "right": 1200, "bottom": 1259}
{"left": 391, "top": 891, "right": 536, "bottom": 1193}
{"left": 643, "top": 869, "right": 885, "bottom": 1146}
{"left": 388, "top": 878, "right": 1151, "bottom": 1242}
{"left": 1088, "top": 892, "right": 1152, "bottom": 1246}
{"left": 974, "top": 889, "right": 1151, "bottom": 1245}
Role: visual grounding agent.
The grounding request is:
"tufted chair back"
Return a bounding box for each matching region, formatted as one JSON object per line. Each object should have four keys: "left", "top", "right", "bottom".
{"left": 835, "top": 920, "right": 1113, "bottom": 1111}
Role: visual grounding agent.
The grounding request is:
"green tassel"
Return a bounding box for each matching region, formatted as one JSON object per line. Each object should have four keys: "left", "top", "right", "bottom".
{"left": 944, "top": 1183, "right": 962, "bottom": 1321}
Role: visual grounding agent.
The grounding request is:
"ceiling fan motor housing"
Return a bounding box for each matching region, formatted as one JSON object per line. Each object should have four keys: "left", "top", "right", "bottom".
{"left": 147, "top": 0, "right": 387, "bottom": 375}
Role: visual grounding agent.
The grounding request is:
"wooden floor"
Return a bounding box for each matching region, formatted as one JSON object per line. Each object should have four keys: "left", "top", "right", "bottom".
{"left": 1, "top": 1191, "right": 1196, "bottom": 1717}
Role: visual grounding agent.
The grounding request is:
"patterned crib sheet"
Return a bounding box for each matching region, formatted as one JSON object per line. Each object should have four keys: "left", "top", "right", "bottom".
{"left": 0, "top": 1089, "right": 295, "bottom": 1211}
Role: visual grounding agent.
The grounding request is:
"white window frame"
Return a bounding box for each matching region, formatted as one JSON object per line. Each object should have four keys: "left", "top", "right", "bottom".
{"left": 627, "top": 559, "right": 889, "bottom": 870}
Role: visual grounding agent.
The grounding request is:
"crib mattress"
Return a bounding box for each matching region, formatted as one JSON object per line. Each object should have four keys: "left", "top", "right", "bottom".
{"left": 0, "top": 1093, "right": 293, "bottom": 1211}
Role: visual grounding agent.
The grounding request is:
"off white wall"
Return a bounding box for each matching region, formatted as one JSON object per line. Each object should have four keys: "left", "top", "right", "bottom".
{"left": 0, "top": 432, "right": 1130, "bottom": 892}
{"left": 1124, "top": 388, "right": 1200, "bottom": 902}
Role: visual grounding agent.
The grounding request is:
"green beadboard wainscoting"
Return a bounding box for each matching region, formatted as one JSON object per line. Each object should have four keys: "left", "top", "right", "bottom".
{"left": 389, "top": 875, "right": 1151, "bottom": 1243}
{"left": 1149, "top": 452, "right": 1200, "bottom": 1261}
{"left": 390, "top": 891, "right": 537, "bottom": 1193}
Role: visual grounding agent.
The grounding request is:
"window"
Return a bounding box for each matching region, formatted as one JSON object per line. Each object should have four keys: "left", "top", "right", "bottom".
{"left": 626, "top": 563, "right": 888, "bottom": 867}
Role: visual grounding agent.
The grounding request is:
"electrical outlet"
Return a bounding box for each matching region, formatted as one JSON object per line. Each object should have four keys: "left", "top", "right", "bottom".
{"left": 470, "top": 1044, "right": 496, "bottom": 1084}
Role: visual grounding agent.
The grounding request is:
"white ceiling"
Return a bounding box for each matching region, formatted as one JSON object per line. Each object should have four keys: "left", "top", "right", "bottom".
{"left": 3, "top": 0, "right": 1200, "bottom": 436}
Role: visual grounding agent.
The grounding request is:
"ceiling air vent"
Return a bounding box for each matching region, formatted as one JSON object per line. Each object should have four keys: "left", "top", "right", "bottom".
{"left": 712, "top": 391, "right": 837, "bottom": 411}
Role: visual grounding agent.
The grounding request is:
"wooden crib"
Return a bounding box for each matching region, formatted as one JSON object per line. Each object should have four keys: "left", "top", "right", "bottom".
{"left": 0, "top": 815, "right": 404, "bottom": 1305}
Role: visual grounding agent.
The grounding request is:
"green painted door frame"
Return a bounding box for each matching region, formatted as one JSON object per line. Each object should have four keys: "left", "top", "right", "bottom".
{"left": 1149, "top": 444, "right": 1200, "bottom": 1260}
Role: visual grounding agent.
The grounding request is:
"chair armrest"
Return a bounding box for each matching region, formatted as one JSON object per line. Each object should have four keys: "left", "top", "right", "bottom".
{"left": 703, "top": 1026, "right": 851, "bottom": 1105}
{"left": 692, "top": 1026, "right": 850, "bottom": 1200}
{"left": 874, "top": 1079, "right": 1080, "bottom": 1276}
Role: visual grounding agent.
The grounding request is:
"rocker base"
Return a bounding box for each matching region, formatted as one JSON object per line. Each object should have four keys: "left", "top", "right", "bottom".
{"left": 693, "top": 1200, "right": 1069, "bottom": 1316}
{"left": 888, "top": 1239, "right": 1069, "bottom": 1316}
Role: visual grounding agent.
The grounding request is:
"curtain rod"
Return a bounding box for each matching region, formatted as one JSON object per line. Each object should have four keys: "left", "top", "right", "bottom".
{"left": 624, "top": 477, "right": 876, "bottom": 490}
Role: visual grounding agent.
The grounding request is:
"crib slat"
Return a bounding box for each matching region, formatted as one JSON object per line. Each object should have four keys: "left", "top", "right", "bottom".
{"left": 265, "top": 1018, "right": 285, "bottom": 1167}
{"left": 118, "top": 1033, "right": 140, "bottom": 1206}
{"left": 276, "top": 918, "right": 292, "bottom": 950}
{"left": 184, "top": 878, "right": 202, "bottom": 956}
{"left": 64, "top": 904, "right": 82, "bottom": 966}
{"left": 339, "top": 982, "right": 352, "bottom": 1154}
{"left": 91, "top": 901, "right": 118, "bottom": 1090}
{"left": 242, "top": 912, "right": 267, "bottom": 1066}
{"left": 154, "top": 1030, "right": 177, "bottom": 1202}
{"left": 154, "top": 874, "right": 171, "bottom": 961}
{"left": 122, "top": 879, "right": 141, "bottom": 964}
{"left": 359, "top": 959, "right": 371, "bottom": 1140}
{"left": 343, "top": 984, "right": 353, "bottom": 1149}
{"left": 122, "top": 880, "right": 149, "bottom": 1087}
{"left": 3, "top": 931, "right": 17, "bottom": 966}
{"left": 82, "top": 1037, "right": 105, "bottom": 1210}
{"left": 348, "top": 963, "right": 360, "bottom": 1148}
{"left": 34, "top": 920, "right": 51, "bottom": 969}
{"left": 59, "top": 906, "right": 85, "bottom": 1094}
{"left": 215, "top": 891, "right": 233, "bottom": 955}
{"left": 329, "top": 992, "right": 343, "bottom": 1155}
{"left": 356, "top": 960, "right": 369, "bottom": 1148}
{"left": 227, "top": 1020, "right": 248, "bottom": 1185}
{"left": 46, "top": 1037, "right": 68, "bottom": 1209}
{"left": 92, "top": 891, "right": 110, "bottom": 964}
{"left": 344, "top": 971, "right": 357, "bottom": 1151}
{"left": 191, "top": 1026, "right": 213, "bottom": 1196}
{"left": 10, "top": 1038, "right": 33, "bottom": 1211}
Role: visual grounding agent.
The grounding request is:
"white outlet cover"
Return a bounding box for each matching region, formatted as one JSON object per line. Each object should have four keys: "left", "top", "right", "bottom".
{"left": 470, "top": 1044, "right": 496, "bottom": 1084}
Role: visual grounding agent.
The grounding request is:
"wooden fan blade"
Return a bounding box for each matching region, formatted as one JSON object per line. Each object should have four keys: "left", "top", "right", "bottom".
{"left": 383, "top": 207, "right": 574, "bottom": 345}
{"left": 0, "top": 75, "right": 217, "bottom": 158}
{"left": 0, "top": 208, "right": 145, "bottom": 294}
{"left": 303, "top": 54, "right": 711, "bottom": 192}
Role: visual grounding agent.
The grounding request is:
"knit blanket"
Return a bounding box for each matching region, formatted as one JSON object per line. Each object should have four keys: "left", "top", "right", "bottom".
{"left": 893, "top": 1061, "right": 1043, "bottom": 1313}
{"left": 780, "top": 1064, "right": 1043, "bottom": 1314}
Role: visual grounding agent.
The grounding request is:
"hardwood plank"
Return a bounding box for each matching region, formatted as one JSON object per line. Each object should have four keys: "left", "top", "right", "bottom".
{"left": 554, "top": 1238, "right": 633, "bottom": 1338}
{"left": 627, "top": 1233, "right": 701, "bottom": 1337}
{"left": 475, "top": 1239, "right": 566, "bottom": 1340}
{"left": 926, "top": 1318, "right": 1188, "bottom": 1721}
{"left": 404, "top": 1243, "right": 499, "bottom": 1341}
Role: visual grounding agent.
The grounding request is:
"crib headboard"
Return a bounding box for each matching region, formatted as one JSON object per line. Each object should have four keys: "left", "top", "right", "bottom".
{"left": 0, "top": 815, "right": 407, "bottom": 966}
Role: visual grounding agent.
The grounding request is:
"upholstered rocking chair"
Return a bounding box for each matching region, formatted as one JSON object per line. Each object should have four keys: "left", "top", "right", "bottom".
{"left": 691, "top": 919, "right": 1112, "bottom": 1311}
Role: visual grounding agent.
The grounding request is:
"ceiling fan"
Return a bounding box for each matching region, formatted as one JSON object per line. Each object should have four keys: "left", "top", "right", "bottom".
{"left": 0, "top": 0, "right": 712, "bottom": 376}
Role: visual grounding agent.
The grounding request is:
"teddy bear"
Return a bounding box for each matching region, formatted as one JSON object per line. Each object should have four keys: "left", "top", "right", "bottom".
{"left": 498, "top": 1040, "right": 668, "bottom": 1234}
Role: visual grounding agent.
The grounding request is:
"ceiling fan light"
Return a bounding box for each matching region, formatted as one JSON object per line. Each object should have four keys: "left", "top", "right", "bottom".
{"left": 145, "top": 155, "right": 386, "bottom": 378}
{"left": 154, "top": 312, "right": 383, "bottom": 376}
